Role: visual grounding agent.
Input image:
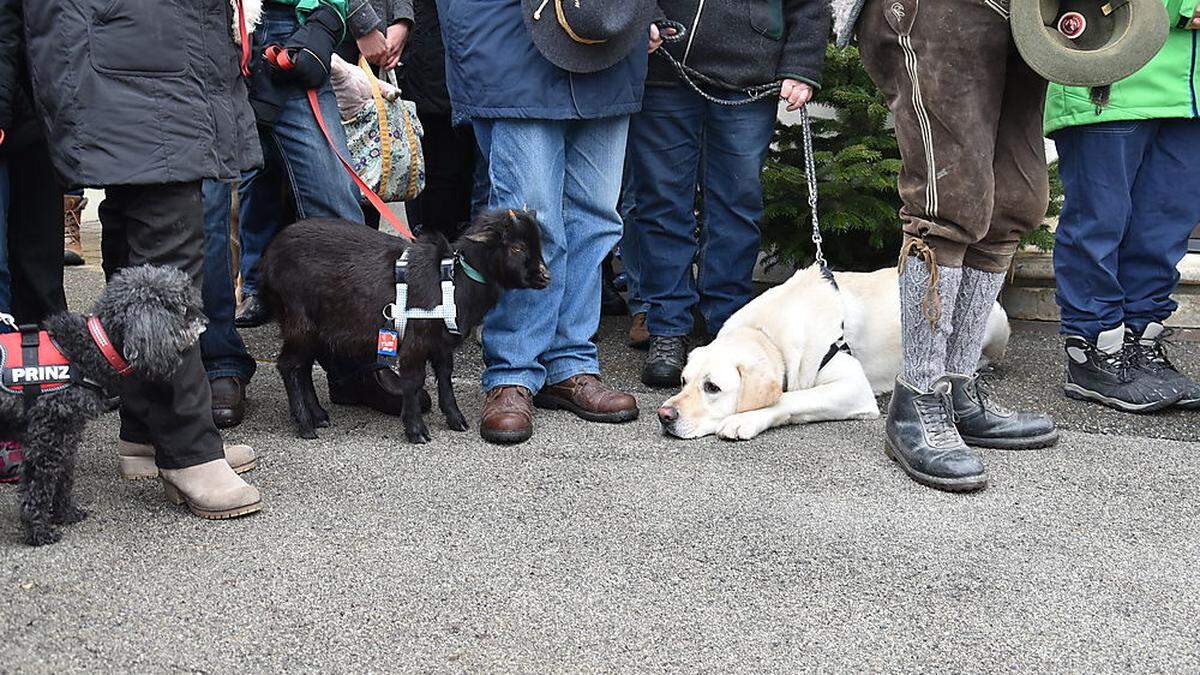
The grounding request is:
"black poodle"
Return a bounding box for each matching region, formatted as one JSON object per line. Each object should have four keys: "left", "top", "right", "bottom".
{"left": 3, "top": 265, "right": 206, "bottom": 546}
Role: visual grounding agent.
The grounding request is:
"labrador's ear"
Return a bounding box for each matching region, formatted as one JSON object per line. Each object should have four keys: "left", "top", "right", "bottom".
{"left": 735, "top": 361, "right": 783, "bottom": 413}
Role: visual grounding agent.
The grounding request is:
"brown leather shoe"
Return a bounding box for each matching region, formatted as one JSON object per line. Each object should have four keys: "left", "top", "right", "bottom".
{"left": 481, "top": 386, "right": 534, "bottom": 444}
{"left": 64, "top": 194, "right": 87, "bottom": 266}
{"left": 628, "top": 312, "right": 650, "bottom": 349}
{"left": 210, "top": 376, "right": 246, "bottom": 429}
{"left": 533, "top": 374, "right": 639, "bottom": 423}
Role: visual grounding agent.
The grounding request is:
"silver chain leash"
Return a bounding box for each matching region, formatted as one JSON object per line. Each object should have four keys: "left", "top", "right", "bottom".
{"left": 799, "top": 106, "right": 826, "bottom": 269}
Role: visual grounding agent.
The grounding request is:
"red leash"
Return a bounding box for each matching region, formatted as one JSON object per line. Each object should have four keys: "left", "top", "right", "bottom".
{"left": 263, "top": 45, "right": 414, "bottom": 240}
{"left": 235, "top": 0, "right": 251, "bottom": 77}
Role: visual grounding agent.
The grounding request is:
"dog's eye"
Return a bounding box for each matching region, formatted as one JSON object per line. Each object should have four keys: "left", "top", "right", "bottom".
{"left": 703, "top": 381, "right": 721, "bottom": 394}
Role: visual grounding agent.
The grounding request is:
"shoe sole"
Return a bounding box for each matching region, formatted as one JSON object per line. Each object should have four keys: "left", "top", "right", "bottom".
{"left": 480, "top": 427, "right": 532, "bottom": 445}
{"left": 640, "top": 372, "right": 681, "bottom": 389}
{"left": 883, "top": 440, "right": 988, "bottom": 493}
{"left": 961, "top": 429, "right": 1061, "bottom": 451}
{"left": 162, "top": 481, "right": 262, "bottom": 519}
{"left": 121, "top": 456, "right": 257, "bottom": 481}
{"left": 1063, "top": 383, "right": 1183, "bottom": 414}
{"left": 629, "top": 337, "right": 651, "bottom": 350}
{"left": 532, "top": 394, "right": 639, "bottom": 423}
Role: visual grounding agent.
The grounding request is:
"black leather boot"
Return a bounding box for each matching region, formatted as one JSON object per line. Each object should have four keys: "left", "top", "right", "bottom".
{"left": 234, "top": 294, "right": 271, "bottom": 328}
{"left": 946, "top": 373, "right": 1058, "bottom": 450}
{"left": 641, "top": 335, "right": 687, "bottom": 388}
{"left": 885, "top": 376, "right": 988, "bottom": 493}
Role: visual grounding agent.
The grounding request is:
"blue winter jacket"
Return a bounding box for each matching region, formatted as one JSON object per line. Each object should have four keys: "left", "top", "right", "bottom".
{"left": 436, "top": 0, "right": 648, "bottom": 120}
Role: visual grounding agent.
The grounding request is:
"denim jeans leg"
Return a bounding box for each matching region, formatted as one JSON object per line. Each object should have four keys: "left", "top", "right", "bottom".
{"left": 474, "top": 118, "right": 568, "bottom": 393}
{"left": 695, "top": 97, "right": 776, "bottom": 335}
{"left": 617, "top": 152, "right": 647, "bottom": 316}
{"left": 200, "top": 180, "right": 257, "bottom": 383}
{"left": 0, "top": 159, "right": 11, "bottom": 315}
{"left": 629, "top": 86, "right": 705, "bottom": 337}
{"left": 542, "top": 116, "right": 629, "bottom": 384}
{"left": 1119, "top": 119, "right": 1200, "bottom": 334}
{"left": 1051, "top": 121, "right": 1154, "bottom": 341}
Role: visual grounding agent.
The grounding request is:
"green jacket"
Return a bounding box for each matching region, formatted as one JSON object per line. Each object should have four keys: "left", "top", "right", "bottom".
{"left": 1044, "top": 0, "right": 1199, "bottom": 135}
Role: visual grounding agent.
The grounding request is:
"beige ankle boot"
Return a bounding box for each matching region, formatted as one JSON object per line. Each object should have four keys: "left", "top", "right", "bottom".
{"left": 117, "top": 440, "right": 257, "bottom": 480}
{"left": 160, "top": 460, "right": 262, "bottom": 519}
{"left": 64, "top": 195, "right": 87, "bottom": 266}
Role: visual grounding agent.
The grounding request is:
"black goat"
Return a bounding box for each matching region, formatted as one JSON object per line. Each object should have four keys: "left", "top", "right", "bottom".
{"left": 258, "top": 209, "right": 549, "bottom": 442}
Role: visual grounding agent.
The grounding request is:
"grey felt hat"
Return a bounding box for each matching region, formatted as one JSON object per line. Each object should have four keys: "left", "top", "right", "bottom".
{"left": 1011, "top": 0, "right": 1169, "bottom": 86}
{"left": 522, "top": 0, "right": 655, "bottom": 74}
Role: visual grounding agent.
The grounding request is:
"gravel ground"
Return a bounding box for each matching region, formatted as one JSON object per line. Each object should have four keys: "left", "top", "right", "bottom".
{"left": 0, "top": 253, "right": 1197, "bottom": 672}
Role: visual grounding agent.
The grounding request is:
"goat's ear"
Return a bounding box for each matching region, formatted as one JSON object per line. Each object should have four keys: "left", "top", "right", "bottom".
{"left": 465, "top": 228, "right": 499, "bottom": 244}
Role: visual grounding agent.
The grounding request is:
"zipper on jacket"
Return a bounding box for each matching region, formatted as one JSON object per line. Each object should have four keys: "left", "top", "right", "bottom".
{"left": 1191, "top": 32, "right": 1198, "bottom": 118}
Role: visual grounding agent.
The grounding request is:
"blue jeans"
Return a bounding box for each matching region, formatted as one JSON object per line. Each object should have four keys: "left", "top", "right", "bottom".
{"left": 0, "top": 159, "right": 10, "bottom": 316}
{"left": 238, "top": 7, "right": 362, "bottom": 296}
{"left": 201, "top": 180, "right": 257, "bottom": 383}
{"left": 473, "top": 116, "right": 629, "bottom": 393}
{"left": 617, "top": 154, "right": 647, "bottom": 315}
{"left": 1052, "top": 119, "right": 1200, "bottom": 341}
{"left": 627, "top": 85, "right": 776, "bottom": 337}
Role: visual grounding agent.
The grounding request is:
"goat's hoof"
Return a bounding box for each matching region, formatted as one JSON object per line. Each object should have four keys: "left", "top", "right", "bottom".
{"left": 312, "top": 407, "right": 331, "bottom": 428}
{"left": 26, "top": 527, "right": 61, "bottom": 546}
{"left": 446, "top": 412, "right": 469, "bottom": 432}
{"left": 405, "top": 425, "right": 432, "bottom": 444}
{"left": 297, "top": 427, "right": 319, "bottom": 440}
{"left": 53, "top": 507, "right": 88, "bottom": 526}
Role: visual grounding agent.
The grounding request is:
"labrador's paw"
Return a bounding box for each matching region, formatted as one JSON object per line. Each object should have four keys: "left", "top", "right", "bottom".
{"left": 717, "top": 411, "right": 774, "bottom": 441}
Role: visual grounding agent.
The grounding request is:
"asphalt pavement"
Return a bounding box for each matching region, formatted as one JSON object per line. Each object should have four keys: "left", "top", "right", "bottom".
{"left": 1, "top": 251, "right": 1198, "bottom": 672}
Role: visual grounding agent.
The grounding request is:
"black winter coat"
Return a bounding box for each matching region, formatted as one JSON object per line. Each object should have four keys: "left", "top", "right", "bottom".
{"left": 400, "top": 0, "right": 450, "bottom": 116}
{"left": 0, "top": 0, "right": 39, "bottom": 156}
{"left": 21, "top": 0, "right": 262, "bottom": 189}
{"left": 648, "top": 0, "right": 830, "bottom": 91}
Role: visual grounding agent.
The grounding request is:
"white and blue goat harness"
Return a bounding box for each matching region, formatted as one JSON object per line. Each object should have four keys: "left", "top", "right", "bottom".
{"left": 384, "top": 250, "right": 485, "bottom": 339}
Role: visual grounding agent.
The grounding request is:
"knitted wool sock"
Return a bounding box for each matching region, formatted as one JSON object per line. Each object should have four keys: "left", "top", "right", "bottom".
{"left": 900, "top": 258, "right": 962, "bottom": 391}
{"left": 944, "top": 267, "right": 1006, "bottom": 375}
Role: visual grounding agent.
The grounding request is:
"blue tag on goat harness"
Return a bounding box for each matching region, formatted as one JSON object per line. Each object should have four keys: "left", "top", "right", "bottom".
{"left": 377, "top": 329, "right": 399, "bottom": 357}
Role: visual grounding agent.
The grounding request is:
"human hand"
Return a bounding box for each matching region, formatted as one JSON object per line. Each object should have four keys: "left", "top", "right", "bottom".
{"left": 1191, "top": 5, "right": 1200, "bottom": 28}
{"left": 357, "top": 29, "right": 388, "bottom": 66}
{"left": 648, "top": 23, "right": 679, "bottom": 53}
{"left": 384, "top": 22, "right": 410, "bottom": 70}
{"left": 780, "top": 79, "right": 814, "bottom": 111}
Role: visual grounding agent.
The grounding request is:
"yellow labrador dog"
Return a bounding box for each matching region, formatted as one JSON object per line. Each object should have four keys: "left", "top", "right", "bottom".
{"left": 656, "top": 265, "right": 1011, "bottom": 440}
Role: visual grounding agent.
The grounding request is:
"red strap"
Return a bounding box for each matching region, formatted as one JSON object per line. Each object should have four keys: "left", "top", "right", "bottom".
{"left": 235, "top": 0, "right": 251, "bottom": 77}
{"left": 87, "top": 316, "right": 133, "bottom": 377}
{"left": 305, "top": 88, "right": 414, "bottom": 240}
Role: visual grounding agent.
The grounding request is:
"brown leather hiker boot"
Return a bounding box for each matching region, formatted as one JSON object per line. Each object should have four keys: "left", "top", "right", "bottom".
{"left": 533, "top": 374, "right": 639, "bottom": 423}
{"left": 628, "top": 312, "right": 650, "bottom": 349}
{"left": 480, "top": 386, "right": 534, "bottom": 445}
{"left": 63, "top": 194, "right": 87, "bottom": 266}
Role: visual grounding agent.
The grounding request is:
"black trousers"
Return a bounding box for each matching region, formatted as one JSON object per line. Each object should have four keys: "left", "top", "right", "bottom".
{"left": 99, "top": 181, "right": 223, "bottom": 470}
{"left": 5, "top": 142, "right": 67, "bottom": 323}
{"left": 404, "top": 112, "right": 477, "bottom": 239}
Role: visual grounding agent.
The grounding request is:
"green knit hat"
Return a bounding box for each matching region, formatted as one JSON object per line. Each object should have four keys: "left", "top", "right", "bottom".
{"left": 1011, "top": 0, "right": 1169, "bottom": 86}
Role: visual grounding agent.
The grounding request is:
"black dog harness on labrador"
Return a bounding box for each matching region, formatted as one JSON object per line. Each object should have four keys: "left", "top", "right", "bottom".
{"left": 817, "top": 266, "right": 853, "bottom": 372}
{"left": 386, "top": 250, "right": 488, "bottom": 339}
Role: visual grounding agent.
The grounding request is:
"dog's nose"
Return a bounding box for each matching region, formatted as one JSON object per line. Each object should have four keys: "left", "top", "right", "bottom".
{"left": 656, "top": 406, "right": 679, "bottom": 424}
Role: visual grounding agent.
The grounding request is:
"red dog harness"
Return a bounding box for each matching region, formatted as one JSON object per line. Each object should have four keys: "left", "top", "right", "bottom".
{"left": 0, "top": 317, "right": 131, "bottom": 408}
